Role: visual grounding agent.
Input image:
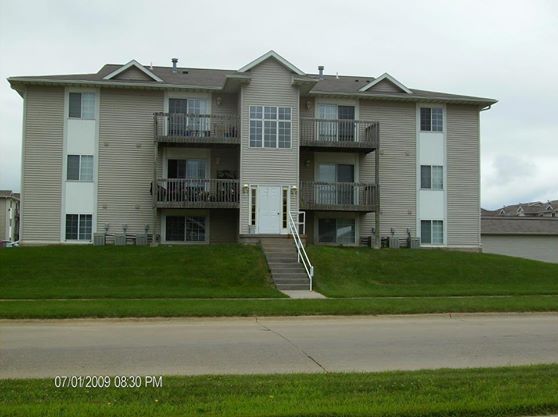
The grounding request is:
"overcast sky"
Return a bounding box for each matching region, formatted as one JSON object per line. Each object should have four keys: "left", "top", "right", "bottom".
{"left": 0, "top": 0, "right": 556, "bottom": 209}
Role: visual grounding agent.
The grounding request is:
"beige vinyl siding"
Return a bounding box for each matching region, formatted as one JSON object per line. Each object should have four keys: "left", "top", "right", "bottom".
{"left": 359, "top": 100, "right": 416, "bottom": 239}
{"left": 0, "top": 199, "right": 7, "bottom": 240}
{"left": 210, "top": 148, "right": 239, "bottom": 179}
{"left": 299, "top": 150, "right": 314, "bottom": 181}
{"left": 212, "top": 93, "right": 238, "bottom": 116}
{"left": 114, "top": 67, "right": 154, "bottom": 81}
{"left": 239, "top": 59, "right": 300, "bottom": 234}
{"left": 209, "top": 209, "right": 239, "bottom": 243}
{"left": 367, "top": 79, "right": 403, "bottom": 94}
{"left": 21, "top": 86, "right": 64, "bottom": 243}
{"left": 447, "top": 104, "right": 481, "bottom": 247}
{"left": 299, "top": 96, "right": 314, "bottom": 118}
{"left": 97, "top": 89, "right": 164, "bottom": 234}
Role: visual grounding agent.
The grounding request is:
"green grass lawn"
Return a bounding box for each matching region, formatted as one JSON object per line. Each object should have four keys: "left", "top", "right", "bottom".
{"left": 309, "top": 246, "right": 558, "bottom": 297}
{"left": 0, "top": 245, "right": 283, "bottom": 299}
{"left": 1, "top": 244, "right": 558, "bottom": 318}
{"left": 1, "top": 296, "right": 558, "bottom": 319}
{"left": 1, "top": 365, "right": 557, "bottom": 417}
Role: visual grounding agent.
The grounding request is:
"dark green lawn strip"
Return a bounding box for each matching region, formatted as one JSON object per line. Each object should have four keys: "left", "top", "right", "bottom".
{"left": 1, "top": 365, "right": 558, "bottom": 417}
{"left": 0, "top": 245, "right": 284, "bottom": 299}
{"left": 308, "top": 246, "right": 558, "bottom": 297}
{"left": 1, "top": 295, "right": 557, "bottom": 319}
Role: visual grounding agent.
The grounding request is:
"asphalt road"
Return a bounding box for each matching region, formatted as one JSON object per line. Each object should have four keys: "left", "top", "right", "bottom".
{"left": 1, "top": 314, "right": 557, "bottom": 378}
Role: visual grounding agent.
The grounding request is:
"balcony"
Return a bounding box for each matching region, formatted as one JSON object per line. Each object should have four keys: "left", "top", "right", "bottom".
{"left": 300, "top": 118, "right": 379, "bottom": 153}
{"left": 155, "top": 178, "right": 239, "bottom": 209}
{"left": 154, "top": 113, "right": 240, "bottom": 146}
{"left": 299, "top": 181, "right": 377, "bottom": 212}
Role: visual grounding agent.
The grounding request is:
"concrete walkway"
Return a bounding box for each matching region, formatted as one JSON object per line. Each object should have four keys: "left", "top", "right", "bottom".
{"left": 1, "top": 313, "right": 557, "bottom": 378}
{"left": 281, "top": 290, "right": 326, "bottom": 299}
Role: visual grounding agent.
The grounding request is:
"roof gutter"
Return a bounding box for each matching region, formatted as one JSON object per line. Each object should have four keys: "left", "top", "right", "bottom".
{"left": 309, "top": 90, "right": 498, "bottom": 106}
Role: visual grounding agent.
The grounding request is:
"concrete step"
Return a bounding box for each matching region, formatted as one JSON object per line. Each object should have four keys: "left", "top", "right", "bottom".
{"left": 274, "top": 280, "right": 309, "bottom": 286}
{"left": 276, "top": 283, "right": 310, "bottom": 290}
{"left": 270, "top": 266, "right": 306, "bottom": 273}
{"left": 272, "top": 272, "right": 308, "bottom": 279}
{"left": 266, "top": 256, "right": 298, "bottom": 262}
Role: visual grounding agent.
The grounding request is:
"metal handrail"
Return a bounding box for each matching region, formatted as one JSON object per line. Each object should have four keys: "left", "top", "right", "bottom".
{"left": 287, "top": 210, "right": 314, "bottom": 291}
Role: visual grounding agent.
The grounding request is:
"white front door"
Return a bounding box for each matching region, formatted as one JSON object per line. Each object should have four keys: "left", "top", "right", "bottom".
{"left": 257, "top": 186, "right": 282, "bottom": 234}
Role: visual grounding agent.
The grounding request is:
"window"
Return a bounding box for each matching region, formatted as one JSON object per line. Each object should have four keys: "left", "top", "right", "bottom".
{"left": 318, "top": 104, "right": 356, "bottom": 142}
{"left": 420, "top": 107, "right": 443, "bottom": 132}
{"left": 318, "top": 163, "right": 355, "bottom": 205}
{"left": 166, "top": 216, "right": 185, "bottom": 241}
{"left": 167, "top": 159, "right": 207, "bottom": 179}
{"left": 421, "top": 220, "right": 443, "bottom": 245}
{"left": 186, "top": 217, "right": 206, "bottom": 242}
{"left": 166, "top": 216, "right": 207, "bottom": 242}
{"left": 420, "top": 165, "right": 443, "bottom": 190}
{"left": 249, "top": 106, "right": 291, "bottom": 148}
{"left": 282, "top": 187, "right": 289, "bottom": 229}
{"left": 67, "top": 155, "right": 94, "bottom": 181}
{"left": 65, "top": 214, "right": 92, "bottom": 241}
{"left": 168, "top": 98, "right": 210, "bottom": 134}
{"left": 318, "top": 218, "right": 356, "bottom": 244}
{"left": 250, "top": 187, "right": 257, "bottom": 226}
{"left": 69, "top": 92, "right": 95, "bottom": 119}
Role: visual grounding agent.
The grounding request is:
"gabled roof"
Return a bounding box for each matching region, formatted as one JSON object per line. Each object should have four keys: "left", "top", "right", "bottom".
{"left": 7, "top": 54, "right": 498, "bottom": 105}
{"left": 238, "top": 50, "right": 305, "bottom": 75}
{"left": 358, "top": 73, "right": 412, "bottom": 94}
{"left": 103, "top": 60, "right": 163, "bottom": 82}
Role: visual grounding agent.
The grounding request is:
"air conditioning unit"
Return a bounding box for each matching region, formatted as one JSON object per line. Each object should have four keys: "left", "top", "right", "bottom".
{"left": 93, "top": 233, "right": 105, "bottom": 246}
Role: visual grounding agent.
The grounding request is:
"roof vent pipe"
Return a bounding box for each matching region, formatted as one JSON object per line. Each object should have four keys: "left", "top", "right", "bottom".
{"left": 171, "top": 58, "right": 178, "bottom": 73}
{"left": 318, "top": 65, "right": 324, "bottom": 80}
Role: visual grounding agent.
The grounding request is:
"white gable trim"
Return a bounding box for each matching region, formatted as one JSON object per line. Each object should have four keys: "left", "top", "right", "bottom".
{"left": 103, "top": 60, "right": 163, "bottom": 82}
{"left": 359, "top": 73, "right": 412, "bottom": 94}
{"left": 238, "top": 50, "right": 305, "bottom": 75}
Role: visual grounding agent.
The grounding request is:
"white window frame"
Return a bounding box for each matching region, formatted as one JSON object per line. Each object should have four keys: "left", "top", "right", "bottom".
{"left": 420, "top": 165, "right": 444, "bottom": 190}
{"left": 68, "top": 92, "right": 96, "bottom": 120}
{"left": 67, "top": 155, "right": 94, "bottom": 182}
{"left": 65, "top": 213, "right": 92, "bottom": 242}
{"left": 420, "top": 219, "right": 444, "bottom": 246}
{"left": 420, "top": 106, "right": 444, "bottom": 132}
{"left": 249, "top": 105, "right": 292, "bottom": 149}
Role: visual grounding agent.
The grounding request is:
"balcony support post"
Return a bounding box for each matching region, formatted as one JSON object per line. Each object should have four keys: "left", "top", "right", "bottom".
{"left": 374, "top": 128, "right": 381, "bottom": 249}
{"left": 151, "top": 120, "right": 159, "bottom": 247}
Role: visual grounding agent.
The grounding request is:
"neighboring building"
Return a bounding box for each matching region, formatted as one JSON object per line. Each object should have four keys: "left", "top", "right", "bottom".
{"left": 0, "top": 190, "right": 20, "bottom": 241}
{"left": 481, "top": 217, "right": 558, "bottom": 263}
{"left": 489, "top": 200, "right": 558, "bottom": 218}
{"left": 8, "top": 51, "right": 496, "bottom": 248}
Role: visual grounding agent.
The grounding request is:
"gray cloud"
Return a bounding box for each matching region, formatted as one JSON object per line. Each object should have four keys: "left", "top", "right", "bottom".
{"left": 1, "top": 0, "right": 557, "bottom": 210}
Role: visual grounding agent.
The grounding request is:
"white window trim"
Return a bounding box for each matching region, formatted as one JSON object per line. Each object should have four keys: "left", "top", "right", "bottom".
{"left": 65, "top": 213, "right": 93, "bottom": 243}
{"left": 419, "top": 106, "right": 444, "bottom": 133}
{"left": 61, "top": 87, "right": 99, "bottom": 243}
{"left": 249, "top": 106, "right": 292, "bottom": 149}
{"left": 416, "top": 103, "right": 447, "bottom": 247}
{"left": 420, "top": 165, "right": 444, "bottom": 191}
{"left": 66, "top": 154, "right": 94, "bottom": 182}
{"left": 420, "top": 219, "right": 444, "bottom": 247}
{"left": 68, "top": 91, "right": 97, "bottom": 120}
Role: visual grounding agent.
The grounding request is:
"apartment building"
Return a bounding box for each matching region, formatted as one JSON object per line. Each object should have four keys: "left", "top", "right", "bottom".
{"left": 0, "top": 190, "right": 20, "bottom": 242}
{"left": 9, "top": 51, "right": 496, "bottom": 248}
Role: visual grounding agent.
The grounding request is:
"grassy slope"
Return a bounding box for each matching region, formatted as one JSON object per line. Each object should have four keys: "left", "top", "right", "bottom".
{"left": 1, "top": 296, "right": 558, "bottom": 319}
{"left": 309, "top": 246, "right": 558, "bottom": 297}
{"left": 1, "top": 365, "right": 558, "bottom": 417}
{"left": 0, "top": 245, "right": 283, "bottom": 299}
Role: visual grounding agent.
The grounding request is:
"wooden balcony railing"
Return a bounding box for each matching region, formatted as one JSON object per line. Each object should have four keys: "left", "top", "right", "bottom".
{"left": 300, "top": 181, "right": 377, "bottom": 212}
{"left": 155, "top": 178, "right": 239, "bottom": 208}
{"left": 154, "top": 113, "right": 240, "bottom": 144}
{"left": 300, "top": 118, "right": 379, "bottom": 151}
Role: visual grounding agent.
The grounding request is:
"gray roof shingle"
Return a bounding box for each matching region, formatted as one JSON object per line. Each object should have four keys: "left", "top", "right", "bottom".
{"left": 8, "top": 62, "right": 497, "bottom": 105}
{"left": 481, "top": 217, "right": 558, "bottom": 235}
